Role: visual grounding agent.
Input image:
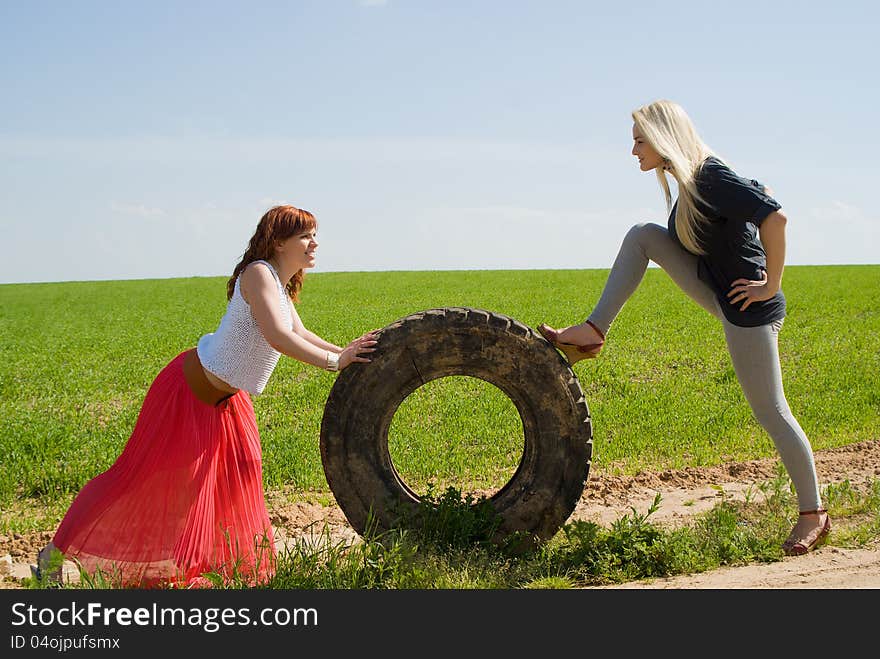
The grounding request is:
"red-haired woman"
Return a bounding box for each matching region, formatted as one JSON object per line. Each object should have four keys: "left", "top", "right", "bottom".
{"left": 36, "top": 205, "right": 378, "bottom": 587}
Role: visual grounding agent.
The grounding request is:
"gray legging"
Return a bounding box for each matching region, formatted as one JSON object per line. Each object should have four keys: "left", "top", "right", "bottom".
{"left": 588, "top": 222, "right": 821, "bottom": 511}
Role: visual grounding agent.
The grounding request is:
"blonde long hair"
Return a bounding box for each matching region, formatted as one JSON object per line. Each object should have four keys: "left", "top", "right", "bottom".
{"left": 632, "top": 100, "right": 718, "bottom": 255}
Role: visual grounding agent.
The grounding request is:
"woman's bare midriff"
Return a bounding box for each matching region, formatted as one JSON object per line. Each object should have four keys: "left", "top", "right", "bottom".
{"left": 202, "top": 367, "right": 239, "bottom": 395}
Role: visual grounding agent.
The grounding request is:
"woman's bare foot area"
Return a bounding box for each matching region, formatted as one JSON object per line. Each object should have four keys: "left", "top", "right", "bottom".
{"left": 556, "top": 321, "right": 604, "bottom": 347}
{"left": 783, "top": 510, "right": 832, "bottom": 556}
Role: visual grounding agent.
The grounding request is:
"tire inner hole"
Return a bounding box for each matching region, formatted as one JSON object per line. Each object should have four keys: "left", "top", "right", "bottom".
{"left": 387, "top": 375, "right": 525, "bottom": 499}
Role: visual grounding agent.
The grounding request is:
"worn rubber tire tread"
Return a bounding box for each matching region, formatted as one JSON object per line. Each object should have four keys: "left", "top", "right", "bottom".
{"left": 320, "top": 306, "right": 592, "bottom": 548}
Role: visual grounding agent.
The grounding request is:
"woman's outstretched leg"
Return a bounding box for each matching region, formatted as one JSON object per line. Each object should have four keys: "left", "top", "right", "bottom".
{"left": 550, "top": 222, "right": 721, "bottom": 347}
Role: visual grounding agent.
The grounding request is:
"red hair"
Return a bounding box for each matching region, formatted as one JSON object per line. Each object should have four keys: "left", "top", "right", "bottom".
{"left": 227, "top": 205, "right": 317, "bottom": 302}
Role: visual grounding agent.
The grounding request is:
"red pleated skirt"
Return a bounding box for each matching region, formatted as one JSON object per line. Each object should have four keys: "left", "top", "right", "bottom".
{"left": 52, "top": 351, "right": 276, "bottom": 588}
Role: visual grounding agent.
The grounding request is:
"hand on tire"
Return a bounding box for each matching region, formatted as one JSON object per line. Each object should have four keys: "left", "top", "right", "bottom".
{"left": 339, "top": 331, "right": 379, "bottom": 370}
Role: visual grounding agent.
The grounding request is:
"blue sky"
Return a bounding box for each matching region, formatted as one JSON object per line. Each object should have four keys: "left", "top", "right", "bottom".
{"left": 2, "top": 0, "right": 877, "bottom": 284}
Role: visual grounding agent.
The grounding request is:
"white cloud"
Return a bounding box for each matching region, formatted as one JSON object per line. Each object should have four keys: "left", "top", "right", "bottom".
{"left": 109, "top": 202, "right": 166, "bottom": 218}
{"left": 0, "top": 135, "right": 599, "bottom": 167}
{"left": 319, "top": 204, "right": 652, "bottom": 272}
{"left": 258, "top": 197, "right": 290, "bottom": 209}
{"left": 789, "top": 201, "right": 879, "bottom": 265}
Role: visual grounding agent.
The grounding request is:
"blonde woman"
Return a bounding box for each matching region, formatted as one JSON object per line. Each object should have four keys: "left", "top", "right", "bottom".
{"left": 539, "top": 100, "right": 830, "bottom": 556}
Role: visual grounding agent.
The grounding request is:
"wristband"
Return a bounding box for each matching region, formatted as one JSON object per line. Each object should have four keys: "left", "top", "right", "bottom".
{"left": 326, "top": 350, "right": 340, "bottom": 372}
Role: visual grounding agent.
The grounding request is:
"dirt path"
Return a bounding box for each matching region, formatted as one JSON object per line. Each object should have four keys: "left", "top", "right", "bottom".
{"left": 3, "top": 440, "right": 879, "bottom": 589}
{"left": 577, "top": 440, "right": 880, "bottom": 589}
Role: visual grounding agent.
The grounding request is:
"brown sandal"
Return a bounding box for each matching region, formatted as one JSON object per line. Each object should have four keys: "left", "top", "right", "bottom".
{"left": 782, "top": 509, "right": 832, "bottom": 556}
{"left": 537, "top": 320, "right": 605, "bottom": 365}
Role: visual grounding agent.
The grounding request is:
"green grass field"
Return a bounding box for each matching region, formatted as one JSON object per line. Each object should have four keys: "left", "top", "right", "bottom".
{"left": 1, "top": 265, "right": 878, "bottom": 534}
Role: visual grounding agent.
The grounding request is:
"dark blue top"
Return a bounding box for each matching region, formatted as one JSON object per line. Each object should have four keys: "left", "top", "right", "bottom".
{"left": 668, "top": 156, "right": 785, "bottom": 328}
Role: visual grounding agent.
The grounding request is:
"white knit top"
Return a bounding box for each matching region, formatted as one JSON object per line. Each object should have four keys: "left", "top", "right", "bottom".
{"left": 197, "top": 260, "right": 292, "bottom": 395}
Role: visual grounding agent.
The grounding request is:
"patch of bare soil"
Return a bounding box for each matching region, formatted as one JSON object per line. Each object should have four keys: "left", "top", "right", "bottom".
{"left": 3, "top": 440, "right": 879, "bottom": 589}
{"left": 578, "top": 440, "right": 880, "bottom": 589}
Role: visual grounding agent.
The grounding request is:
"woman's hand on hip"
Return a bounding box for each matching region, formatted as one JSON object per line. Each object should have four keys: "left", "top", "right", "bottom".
{"left": 727, "top": 270, "right": 775, "bottom": 311}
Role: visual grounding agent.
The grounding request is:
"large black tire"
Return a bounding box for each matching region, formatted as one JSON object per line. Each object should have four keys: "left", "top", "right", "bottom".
{"left": 320, "top": 307, "right": 592, "bottom": 549}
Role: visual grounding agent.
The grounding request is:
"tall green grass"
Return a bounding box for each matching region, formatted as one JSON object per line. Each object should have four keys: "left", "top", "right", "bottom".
{"left": 1, "top": 265, "right": 878, "bottom": 522}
